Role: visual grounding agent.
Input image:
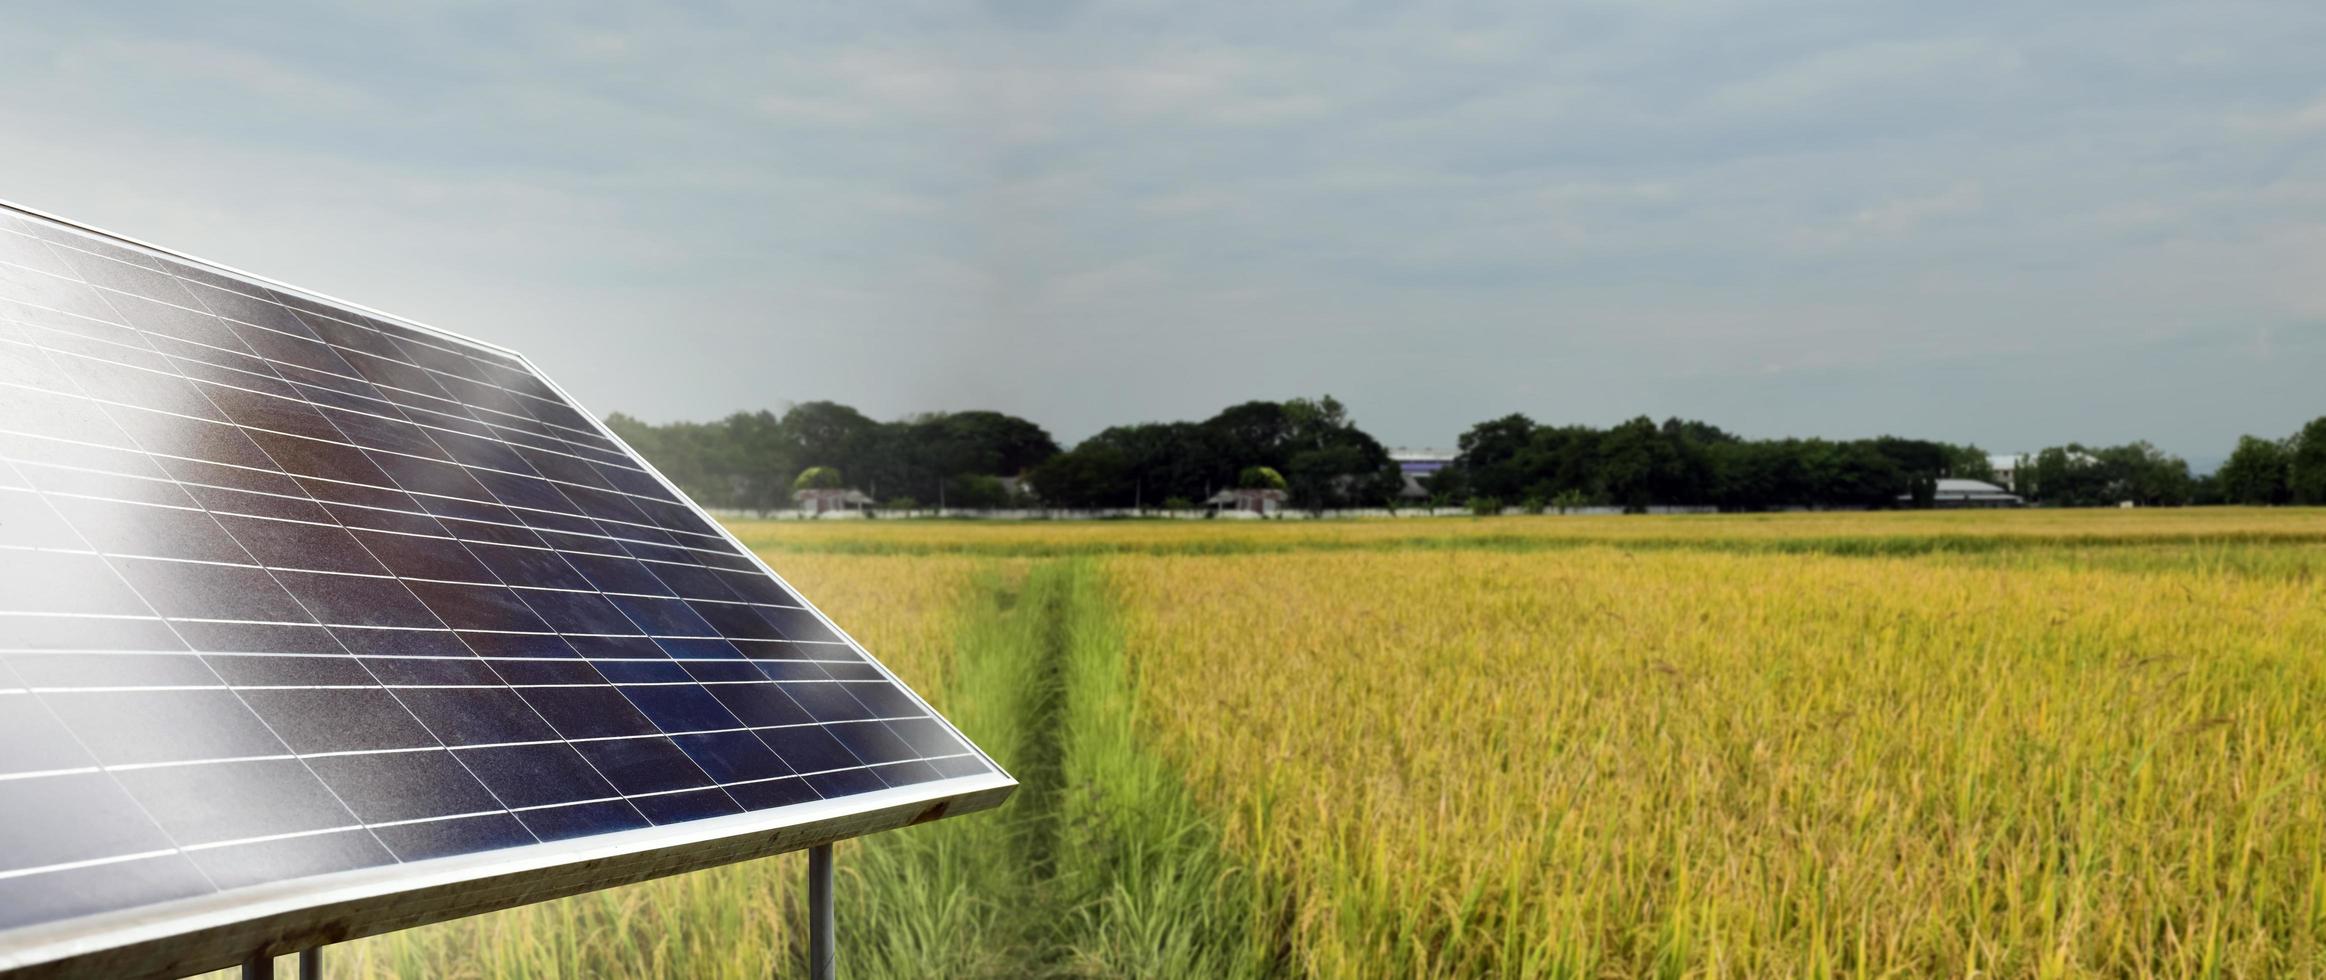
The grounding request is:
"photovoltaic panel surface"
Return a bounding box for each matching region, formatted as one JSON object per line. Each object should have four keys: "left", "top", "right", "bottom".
{"left": 0, "top": 201, "right": 1009, "bottom": 976}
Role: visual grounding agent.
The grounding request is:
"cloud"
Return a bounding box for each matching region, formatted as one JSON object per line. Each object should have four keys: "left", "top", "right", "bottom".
{"left": 2231, "top": 91, "right": 2326, "bottom": 136}
{"left": 1828, "top": 181, "right": 1985, "bottom": 242}
{"left": 0, "top": 0, "right": 2320, "bottom": 460}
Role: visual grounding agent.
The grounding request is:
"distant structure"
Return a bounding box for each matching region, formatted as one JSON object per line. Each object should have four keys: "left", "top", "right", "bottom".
{"left": 1204, "top": 487, "right": 1286, "bottom": 514}
{"left": 1391, "top": 447, "right": 1457, "bottom": 500}
{"left": 1987, "top": 454, "right": 2025, "bottom": 489}
{"left": 1989, "top": 450, "right": 2099, "bottom": 495}
{"left": 1912, "top": 478, "right": 2024, "bottom": 509}
{"left": 795, "top": 486, "right": 873, "bottom": 514}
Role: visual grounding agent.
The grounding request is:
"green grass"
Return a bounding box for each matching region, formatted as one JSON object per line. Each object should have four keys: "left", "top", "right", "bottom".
{"left": 1038, "top": 559, "right": 1276, "bottom": 977}
{"left": 209, "top": 557, "right": 1271, "bottom": 979}
{"left": 191, "top": 511, "right": 2326, "bottom": 977}
{"left": 836, "top": 559, "right": 1275, "bottom": 977}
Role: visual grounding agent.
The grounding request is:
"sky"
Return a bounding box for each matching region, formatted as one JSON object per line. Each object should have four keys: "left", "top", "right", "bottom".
{"left": 3, "top": 2, "right": 2321, "bottom": 465}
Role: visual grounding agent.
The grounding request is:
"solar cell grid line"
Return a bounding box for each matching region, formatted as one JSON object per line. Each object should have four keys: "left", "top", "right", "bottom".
{"left": 16, "top": 329, "right": 572, "bottom": 888}
{"left": 0, "top": 336, "right": 717, "bottom": 553}
{"left": 0, "top": 208, "right": 981, "bottom": 917}
{"left": 0, "top": 200, "right": 1011, "bottom": 979}
{"left": 0, "top": 432, "right": 747, "bottom": 584}
{"left": 0, "top": 311, "right": 735, "bottom": 579}
{"left": 23, "top": 239, "right": 616, "bottom": 456}
{"left": 0, "top": 445, "right": 411, "bottom": 888}
{"left": 0, "top": 321, "right": 714, "bottom": 542}
{"left": 70, "top": 281, "right": 766, "bottom": 841}
{"left": 84, "top": 292, "right": 981, "bottom": 796}
{"left": 27, "top": 250, "right": 874, "bottom": 819}
{"left": 0, "top": 255, "right": 684, "bottom": 526}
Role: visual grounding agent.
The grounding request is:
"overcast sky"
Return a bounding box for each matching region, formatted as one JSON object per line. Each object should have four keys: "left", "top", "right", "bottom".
{"left": 4, "top": 2, "right": 2321, "bottom": 463}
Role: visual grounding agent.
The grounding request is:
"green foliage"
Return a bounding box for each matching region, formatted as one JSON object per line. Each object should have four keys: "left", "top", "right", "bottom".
{"left": 2219, "top": 435, "right": 2293, "bottom": 505}
{"left": 1946, "top": 444, "right": 1998, "bottom": 482}
{"left": 2014, "top": 443, "right": 2192, "bottom": 507}
{"left": 615, "top": 398, "right": 2315, "bottom": 516}
{"left": 2291, "top": 416, "right": 2326, "bottom": 505}
{"left": 1237, "top": 466, "right": 1287, "bottom": 491}
{"left": 1161, "top": 496, "right": 1193, "bottom": 512}
{"left": 607, "top": 410, "right": 797, "bottom": 513}
{"left": 793, "top": 465, "right": 843, "bottom": 491}
{"left": 1466, "top": 496, "right": 1503, "bottom": 516}
{"left": 945, "top": 474, "right": 1011, "bottom": 510}
{"left": 1452, "top": 415, "right": 1968, "bottom": 512}
{"left": 843, "top": 561, "right": 1275, "bottom": 977}
{"left": 1028, "top": 444, "right": 1129, "bottom": 508}
{"left": 1031, "top": 395, "right": 1388, "bottom": 511}
{"left": 612, "top": 403, "right": 1057, "bottom": 511}
{"left": 884, "top": 496, "right": 920, "bottom": 512}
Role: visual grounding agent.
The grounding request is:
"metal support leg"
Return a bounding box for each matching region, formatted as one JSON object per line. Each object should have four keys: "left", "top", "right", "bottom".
{"left": 298, "top": 946, "right": 321, "bottom": 980}
{"left": 240, "top": 952, "right": 273, "bottom": 980}
{"left": 807, "top": 843, "right": 835, "bottom": 980}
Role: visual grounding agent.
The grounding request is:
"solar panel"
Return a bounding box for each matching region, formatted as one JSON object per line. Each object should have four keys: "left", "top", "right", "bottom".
{"left": 0, "top": 201, "right": 1012, "bottom": 976}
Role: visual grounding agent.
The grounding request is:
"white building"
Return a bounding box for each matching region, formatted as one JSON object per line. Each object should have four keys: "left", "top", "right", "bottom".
{"left": 1389, "top": 447, "right": 1457, "bottom": 500}
{"left": 1906, "top": 478, "right": 2024, "bottom": 509}
{"left": 1988, "top": 454, "right": 2026, "bottom": 489}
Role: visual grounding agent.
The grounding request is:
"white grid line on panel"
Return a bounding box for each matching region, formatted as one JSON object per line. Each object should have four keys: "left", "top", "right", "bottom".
{"left": 0, "top": 713, "right": 942, "bottom": 783}
{"left": 0, "top": 207, "right": 991, "bottom": 930}
{"left": 0, "top": 530, "right": 808, "bottom": 612}
{"left": 0, "top": 274, "right": 628, "bottom": 477}
{"left": 0, "top": 751, "right": 976, "bottom": 883}
{"left": 1, "top": 245, "right": 615, "bottom": 449}
{"left": 0, "top": 349, "right": 722, "bottom": 547}
{"left": 0, "top": 431, "right": 765, "bottom": 574}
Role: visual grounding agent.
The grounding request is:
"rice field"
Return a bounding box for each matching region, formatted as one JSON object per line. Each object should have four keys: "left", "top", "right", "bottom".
{"left": 232, "top": 510, "right": 2326, "bottom": 978}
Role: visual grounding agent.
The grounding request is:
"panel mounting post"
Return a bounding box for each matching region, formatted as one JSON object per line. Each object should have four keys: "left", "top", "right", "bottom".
{"left": 807, "top": 843, "right": 835, "bottom": 980}
{"left": 240, "top": 951, "right": 272, "bottom": 980}
{"left": 299, "top": 946, "right": 322, "bottom": 979}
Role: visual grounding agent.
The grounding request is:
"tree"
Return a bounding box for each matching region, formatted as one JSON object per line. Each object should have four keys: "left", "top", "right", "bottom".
{"left": 2026, "top": 446, "right": 2095, "bottom": 506}
{"left": 781, "top": 402, "right": 881, "bottom": 493}
{"left": 719, "top": 410, "right": 797, "bottom": 514}
{"left": 943, "top": 474, "right": 1011, "bottom": 510}
{"left": 1799, "top": 440, "right": 1907, "bottom": 508}
{"left": 1283, "top": 445, "right": 1368, "bottom": 514}
{"left": 1422, "top": 465, "right": 1468, "bottom": 505}
{"left": 2091, "top": 442, "right": 2193, "bottom": 506}
{"left": 1594, "top": 416, "right": 1695, "bottom": 512}
{"left": 792, "top": 466, "right": 849, "bottom": 515}
{"left": 1080, "top": 421, "right": 1211, "bottom": 507}
{"left": 1200, "top": 401, "right": 1295, "bottom": 486}
{"left": 2289, "top": 417, "right": 2326, "bottom": 506}
{"left": 1198, "top": 395, "right": 1392, "bottom": 513}
{"left": 1945, "top": 445, "right": 1997, "bottom": 482}
{"left": 1229, "top": 466, "right": 1288, "bottom": 514}
{"left": 1239, "top": 466, "right": 1287, "bottom": 489}
{"left": 1026, "top": 445, "right": 1129, "bottom": 509}
{"left": 2218, "top": 435, "right": 2292, "bottom": 505}
{"left": 1451, "top": 414, "right": 1536, "bottom": 501}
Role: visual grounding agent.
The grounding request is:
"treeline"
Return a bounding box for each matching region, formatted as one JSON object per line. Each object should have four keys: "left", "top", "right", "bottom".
{"left": 1435, "top": 415, "right": 1988, "bottom": 511}
{"left": 606, "top": 403, "right": 1058, "bottom": 512}
{"left": 2002, "top": 443, "right": 2200, "bottom": 507}
{"left": 1026, "top": 396, "right": 1396, "bottom": 509}
{"left": 608, "top": 396, "right": 1395, "bottom": 513}
{"left": 2213, "top": 418, "right": 2326, "bottom": 505}
{"left": 1441, "top": 414, "right": 2326, "bottom": 510}
{"left": 607, "top": 399, "right": 2326, "bottom": 513}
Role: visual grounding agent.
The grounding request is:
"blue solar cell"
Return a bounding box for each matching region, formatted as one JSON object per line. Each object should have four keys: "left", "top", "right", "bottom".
{"left": 517, "top": 800, "right": 650, "bottom": 841}
{"left": 0, "top": 202, "right": 1004, "bottom": 975}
